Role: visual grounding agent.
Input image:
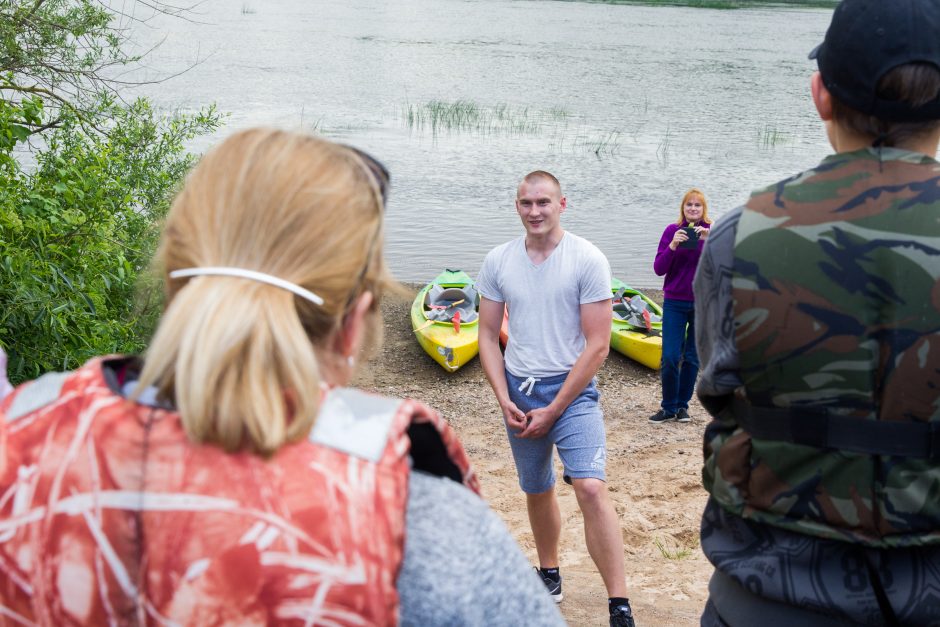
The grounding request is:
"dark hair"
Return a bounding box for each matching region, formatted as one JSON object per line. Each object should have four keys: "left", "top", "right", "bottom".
{"left": 831, "top": 62, "right": 940, "bottom": 146}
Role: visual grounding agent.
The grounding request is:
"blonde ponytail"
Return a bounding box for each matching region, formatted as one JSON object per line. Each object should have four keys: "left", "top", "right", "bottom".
{"left": 136, "top": 129, "right": 392, "bottom": 455}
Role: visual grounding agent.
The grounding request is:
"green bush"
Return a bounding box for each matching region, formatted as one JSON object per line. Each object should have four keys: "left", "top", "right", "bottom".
{"left": 0, "top": 1, "right": 221, "bottom": 383}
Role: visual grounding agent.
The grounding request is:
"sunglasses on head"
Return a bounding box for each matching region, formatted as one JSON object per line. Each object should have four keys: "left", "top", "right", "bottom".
{"left": 344, "top": 145, "right": 390, "bottom": 207}
{"left": 342, "top": 145, "right": 390, "bottom": 311}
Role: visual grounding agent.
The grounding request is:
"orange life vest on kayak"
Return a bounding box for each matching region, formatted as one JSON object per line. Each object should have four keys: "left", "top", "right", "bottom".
{"left": 0, "top": 357, "right": 478, "bottom": 626}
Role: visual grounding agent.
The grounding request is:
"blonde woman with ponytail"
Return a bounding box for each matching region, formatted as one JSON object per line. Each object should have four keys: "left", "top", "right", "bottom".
{"left": 0, "top": 129, "right": 563, "bottom": 626}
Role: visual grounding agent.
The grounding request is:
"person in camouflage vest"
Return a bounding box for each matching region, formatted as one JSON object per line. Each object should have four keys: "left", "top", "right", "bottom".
{"left": 693, "top": 0, "right": 940, "bottom": 624}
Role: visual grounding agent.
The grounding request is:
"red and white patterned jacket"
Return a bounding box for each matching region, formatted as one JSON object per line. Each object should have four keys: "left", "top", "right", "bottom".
{"left": 0, "top": 357, "right": 478, "bottom": 625}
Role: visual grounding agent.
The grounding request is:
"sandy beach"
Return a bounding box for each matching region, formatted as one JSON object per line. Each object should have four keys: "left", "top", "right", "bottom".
{"left": 353, "top": 286, "right": 713, "bottom": 627}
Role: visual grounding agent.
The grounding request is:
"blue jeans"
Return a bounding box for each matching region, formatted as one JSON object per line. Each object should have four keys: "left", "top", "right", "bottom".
{"left": 660, "top": 298, "right": 699, "bottom": 413}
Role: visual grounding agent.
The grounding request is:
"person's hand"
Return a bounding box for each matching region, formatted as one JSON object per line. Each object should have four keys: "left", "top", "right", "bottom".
{"left": 517, "top": 405, "right": 560, "bottom": 439}
{"left": 694, "top": 225, "right": 709, "bottom": 240}
{"left": 501, "top": 400, "right": 527, "bottom": 432}
{"left": 669, "top": 228, "right": 689, "bottom": 251}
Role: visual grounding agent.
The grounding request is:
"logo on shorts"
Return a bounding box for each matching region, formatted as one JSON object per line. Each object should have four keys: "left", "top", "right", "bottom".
{"left": 591, "top": 447, "right": 606, "bottom": 470}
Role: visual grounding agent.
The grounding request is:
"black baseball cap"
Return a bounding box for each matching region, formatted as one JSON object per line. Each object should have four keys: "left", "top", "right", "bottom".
{"left": 809, "top": 0, "right": 940, "bottom": 121}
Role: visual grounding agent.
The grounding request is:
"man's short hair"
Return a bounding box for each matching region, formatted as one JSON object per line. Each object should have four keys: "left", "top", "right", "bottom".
{"left": 810, "top": 0, "right": 940, "bottom": 145}
{"left": 520, "top": 171, "right": 562, "bottom": 197}
{"left": 831, "top": 63, "right": 940, "bottom": 146}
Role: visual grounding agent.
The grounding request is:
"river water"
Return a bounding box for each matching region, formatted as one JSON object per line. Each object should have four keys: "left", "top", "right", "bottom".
{"left": 124, "top": 0, "right": 833, "bottom": 287}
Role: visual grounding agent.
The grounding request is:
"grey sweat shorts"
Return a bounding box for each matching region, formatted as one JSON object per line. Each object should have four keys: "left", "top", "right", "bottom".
{"left": 504, "top": 369, "right": 607, "bottom": 494}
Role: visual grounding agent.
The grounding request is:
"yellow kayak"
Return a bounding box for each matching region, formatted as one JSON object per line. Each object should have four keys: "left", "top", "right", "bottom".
{"left": 410, "top": 269, "right": 480, "bottom": 372}
{"left": 609, "top": 278, "right": 663, "bottom": 370}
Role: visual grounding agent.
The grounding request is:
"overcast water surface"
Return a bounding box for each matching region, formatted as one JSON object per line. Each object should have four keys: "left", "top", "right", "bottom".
{"left": 124, "top": 0, "right": 834, "bottom": 287}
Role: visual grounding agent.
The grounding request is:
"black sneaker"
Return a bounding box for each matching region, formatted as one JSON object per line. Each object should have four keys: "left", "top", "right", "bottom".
{"left": 676, "top": 408, "right": 691, "bottom": 423}
{"left": 535, "top": 567, "right": 563, "bottom": 603}
{"left": 610, "top": 600, "right": 636, "bottom": 627}
{"left": 648, "top": 409, "right": 676, "bottom": 424}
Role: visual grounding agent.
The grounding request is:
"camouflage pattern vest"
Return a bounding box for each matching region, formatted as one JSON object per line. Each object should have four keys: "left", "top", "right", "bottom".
{"left": 0, "top": 357, "right": 478, "bottom": 625}
{"left": 714, "top": 147, "right": 940, "bottom": 547}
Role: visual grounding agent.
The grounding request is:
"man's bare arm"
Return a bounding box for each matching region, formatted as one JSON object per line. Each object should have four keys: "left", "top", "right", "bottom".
{"left": 478, "top": 296, "right": 526, "bottom": 431}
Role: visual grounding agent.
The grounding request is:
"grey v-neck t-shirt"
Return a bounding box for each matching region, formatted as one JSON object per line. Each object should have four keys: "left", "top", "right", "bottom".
{"left": 477, "top": 232, "right": 611, "bottom": 378}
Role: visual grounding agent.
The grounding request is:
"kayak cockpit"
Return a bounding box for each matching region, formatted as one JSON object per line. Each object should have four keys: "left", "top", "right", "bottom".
{"left": 424, "top": 285, "right": 479, "bottom": 323}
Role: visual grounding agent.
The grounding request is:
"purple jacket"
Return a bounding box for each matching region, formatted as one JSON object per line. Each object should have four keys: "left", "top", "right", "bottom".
{"left": 653, "top": 222, "right": 709, "bottom": 302}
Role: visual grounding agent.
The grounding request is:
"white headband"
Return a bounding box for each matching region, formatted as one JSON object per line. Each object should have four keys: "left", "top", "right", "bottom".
{"left": 169, "top": 267, "right": 324, "bottom": 306}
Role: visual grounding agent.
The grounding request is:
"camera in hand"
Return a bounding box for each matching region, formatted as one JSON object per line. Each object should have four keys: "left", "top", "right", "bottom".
{"left": 679, "top": 226, "right": 699, "bottom": 249}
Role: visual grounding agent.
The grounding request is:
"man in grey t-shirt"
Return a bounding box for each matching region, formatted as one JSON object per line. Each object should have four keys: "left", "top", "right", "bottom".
{"left": 477, "top": 171, "right": 635, "bottom": 627}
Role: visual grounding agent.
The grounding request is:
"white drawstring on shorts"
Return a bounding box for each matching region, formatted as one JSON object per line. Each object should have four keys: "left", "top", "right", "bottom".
{"left": 517, "top": 376, "right": 540, "bottom": 396}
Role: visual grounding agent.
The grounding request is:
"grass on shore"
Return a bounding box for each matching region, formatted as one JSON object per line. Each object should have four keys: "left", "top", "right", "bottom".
{"left": 654, "top": 537, "right": 696, "bottom": 560}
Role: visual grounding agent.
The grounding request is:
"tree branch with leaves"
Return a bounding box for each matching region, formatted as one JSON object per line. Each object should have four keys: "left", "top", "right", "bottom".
{"left": 0, "top": 0, "right": 221, "bottom": 382}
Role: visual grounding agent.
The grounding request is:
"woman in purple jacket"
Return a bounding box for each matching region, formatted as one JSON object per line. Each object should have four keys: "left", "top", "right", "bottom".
{"left": 649, "top": 188, "right": 711, "bottom": 424}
